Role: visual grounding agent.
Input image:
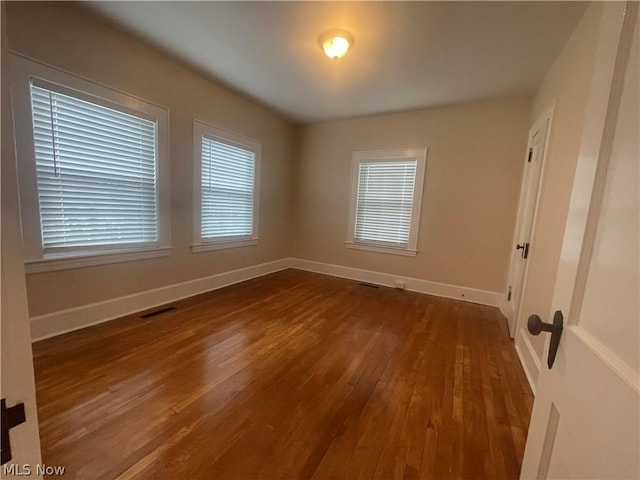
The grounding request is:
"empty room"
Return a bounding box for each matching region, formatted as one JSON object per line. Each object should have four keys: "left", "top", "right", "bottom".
{"left": 1, "top": 1, "right": 638, "bottom": 479}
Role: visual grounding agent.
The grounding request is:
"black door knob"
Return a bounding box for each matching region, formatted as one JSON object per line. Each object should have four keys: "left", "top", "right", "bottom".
{"left": 527, "top": 311, "right": 563, "bottom": 369}
{"left": 528, "top": 314, "right": 553, "bottom": 334}
{"left": 516, "top": 243, "right": 530, "bottom": 258}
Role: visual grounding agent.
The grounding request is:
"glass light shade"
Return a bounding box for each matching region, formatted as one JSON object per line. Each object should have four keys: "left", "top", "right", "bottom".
{"left": 322, "top": 36, "right": 350, "bottom": 59}
{"left": 319, "top": 30, "right": 353, "bottom": 59}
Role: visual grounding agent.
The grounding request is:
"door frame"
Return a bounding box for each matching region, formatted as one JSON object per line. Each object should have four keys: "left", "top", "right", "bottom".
{"left": 504, "top": 103, "right": 554, "bottom": 338}
{"left": 1, "top": 1, "right": 43, "bottom": 470}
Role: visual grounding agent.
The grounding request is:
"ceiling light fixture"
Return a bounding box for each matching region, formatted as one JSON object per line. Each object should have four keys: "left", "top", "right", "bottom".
{"left": 319, "top": 30, "right": 353, "bottom": 59}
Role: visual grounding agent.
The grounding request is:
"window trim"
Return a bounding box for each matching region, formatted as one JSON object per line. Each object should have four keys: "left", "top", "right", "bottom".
{"left": 10, "top": 53, "right": 171, "bottom": 271}
{"left": 346, "top": 148, "right": 427, "bottom": 257}
{"left": 191, "top": 120, "right": 261, "bottom": 253}
{"left": 24, "top": 247, "right": 172, "bottom": 274}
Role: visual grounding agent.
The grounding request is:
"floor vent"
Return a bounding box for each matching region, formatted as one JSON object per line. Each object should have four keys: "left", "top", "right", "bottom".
{"left": 140, "top": 306, "right": 176, "bottom": 319}
{"left": 358, "top": 282, "right": 380, "bottom": 289}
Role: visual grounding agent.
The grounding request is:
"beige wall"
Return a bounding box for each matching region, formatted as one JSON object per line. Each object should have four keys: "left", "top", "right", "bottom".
{"left": 517, "top": 3, "right": 602, "bottom": 360}
{"left": 292, "top": 98, "right": 531, "bottom": 293}
{"left": 5, "top": 2, "right": 295, "bottom": 316}
{"left": 5, "top": 1, "right": 570, "bottom": 330}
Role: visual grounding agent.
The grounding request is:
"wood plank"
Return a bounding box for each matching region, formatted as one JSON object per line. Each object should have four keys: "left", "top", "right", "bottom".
{"left": 32, "top": 269, "right": 533, "bottom": 479}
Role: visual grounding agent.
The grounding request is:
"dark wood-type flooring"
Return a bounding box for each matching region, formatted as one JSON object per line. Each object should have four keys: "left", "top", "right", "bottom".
{"left": 33, "top": 269, "right": 533, "bottom": 479}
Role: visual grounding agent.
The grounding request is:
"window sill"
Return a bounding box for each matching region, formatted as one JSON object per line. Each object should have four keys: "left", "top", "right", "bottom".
{"left": 25, "top": 247, "right": 172, "bottom": 274}
{"left": 345, "top": 241, "right": 417, "bottom": 257}
{"left": 191, "top": 238, "right": 258, "bottom": 253}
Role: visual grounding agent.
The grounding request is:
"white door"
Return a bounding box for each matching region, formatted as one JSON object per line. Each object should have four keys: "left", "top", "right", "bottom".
{"left": 521, "top": 3, "right": 639, "bottom": 479}
{"left": 1, "top": 3, "right": 42, "bottom": 475}
{"left": 506, "top": 110, "right": 551, "bottom": 337}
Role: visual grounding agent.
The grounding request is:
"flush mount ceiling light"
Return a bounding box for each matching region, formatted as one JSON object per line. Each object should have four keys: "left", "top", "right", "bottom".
{"left": 319, "top": 30, "right": 354, "bottom": 59}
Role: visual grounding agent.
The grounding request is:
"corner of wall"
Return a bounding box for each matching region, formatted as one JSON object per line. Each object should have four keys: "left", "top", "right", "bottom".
{"left": 288, "top": 123, "right": 305, "bottom": 258}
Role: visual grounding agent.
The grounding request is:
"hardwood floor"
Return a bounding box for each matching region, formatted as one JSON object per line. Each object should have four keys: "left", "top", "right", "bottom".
{"left": 33, "top": 269, "right": 533, "bottom": 479}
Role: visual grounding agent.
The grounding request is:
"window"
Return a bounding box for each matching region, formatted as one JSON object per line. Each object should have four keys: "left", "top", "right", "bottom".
{"left": 192, "top": 121, "right": 260, "bottom": 252}
{"left": 346, "top": 148, "right": 427, "bottom": 256}
{"left": 30, "top": 83, "right": 158, "bottom": 250}
{"left": 11, "top": 55, "right": 170, "bottom": 273}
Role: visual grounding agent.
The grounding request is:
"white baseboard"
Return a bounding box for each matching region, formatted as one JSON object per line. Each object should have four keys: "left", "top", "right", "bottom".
{"left": 30, "top": 258, "right": 290, "bottom": 342}
{"left": 515, "top": 328, "right": 541, "bottom": 394}
{"left": 501, "top": 300, "right": 516, "bottom": 338}
{"left": 288, "top": 258, "right": 504, "bottom": 308}
{"left": 31, "top": 256, "right": 508, "bottom": 342}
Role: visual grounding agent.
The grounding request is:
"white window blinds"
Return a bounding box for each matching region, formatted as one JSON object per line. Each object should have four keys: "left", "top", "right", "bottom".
{"left": 200, "top": 136, "right": 255, "bottom": 240}
{"left": 355, "top": 160, "right": 417, "bottom": 246}
{"left": 30, "top": 83, "right": 158, "bottom": 252}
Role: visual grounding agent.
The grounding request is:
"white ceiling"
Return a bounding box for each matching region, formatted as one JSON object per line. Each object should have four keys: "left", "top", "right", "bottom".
{"left": 85, "top": 1, "right": 588, "bottom": 124}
